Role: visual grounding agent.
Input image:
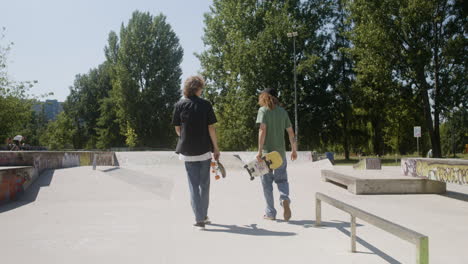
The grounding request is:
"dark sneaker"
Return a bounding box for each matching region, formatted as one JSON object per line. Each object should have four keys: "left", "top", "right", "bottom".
{"left": 263, "top": 215, "right": 276, "bottom": 221}
{"left": 193, "top": 222, "right": 206, "bottom": 230}
{"left": 282, "top": 200, "right": 292, "bottom": 221}
{"left": 204, "top": 217, "right": 211, "bottom": 224}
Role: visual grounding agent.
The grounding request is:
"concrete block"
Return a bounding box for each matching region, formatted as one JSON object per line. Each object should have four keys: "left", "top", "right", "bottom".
{"left": 322, "top": 169, "right": 446, "bottom": 195}
{"left": 353, "top": 158, "right": 381, "bottom": 170}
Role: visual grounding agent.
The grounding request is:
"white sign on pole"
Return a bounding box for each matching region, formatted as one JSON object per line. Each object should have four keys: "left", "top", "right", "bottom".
{"left": 414, "top": 126, "right": 421, "bottom": 138}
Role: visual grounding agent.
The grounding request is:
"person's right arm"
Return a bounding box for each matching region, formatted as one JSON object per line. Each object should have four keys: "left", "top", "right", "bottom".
{"left": 287, "top": 127, "right": 297, "bottom": 161}
{"left": 208, "top": 125, "right": 220, "bottom": 160}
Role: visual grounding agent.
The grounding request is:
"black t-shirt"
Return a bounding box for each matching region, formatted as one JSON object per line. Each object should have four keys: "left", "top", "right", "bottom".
{"left": 172, "top": 96, "right": 217, "bottom": 156}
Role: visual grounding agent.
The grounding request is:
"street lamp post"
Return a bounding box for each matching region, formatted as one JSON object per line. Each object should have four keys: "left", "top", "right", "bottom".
{"left": 287, "top": 31, "right": 298, "bottom": 145}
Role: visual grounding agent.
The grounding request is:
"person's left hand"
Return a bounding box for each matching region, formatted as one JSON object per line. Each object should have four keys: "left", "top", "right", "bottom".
{"left": 291, "top": 150, "right": 297, "bottom": 161}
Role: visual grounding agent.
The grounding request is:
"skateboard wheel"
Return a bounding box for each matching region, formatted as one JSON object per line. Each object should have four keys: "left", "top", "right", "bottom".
{"left": 215, "top": 175, "right": 220, "bottom": 180}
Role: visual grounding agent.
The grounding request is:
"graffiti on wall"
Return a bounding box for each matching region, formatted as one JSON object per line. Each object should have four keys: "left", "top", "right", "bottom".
{"left": 402, "top": 158, "right": 468, "bottom": 185}
{"left": 0, "top": 168, "right": 32, "bottom": 204}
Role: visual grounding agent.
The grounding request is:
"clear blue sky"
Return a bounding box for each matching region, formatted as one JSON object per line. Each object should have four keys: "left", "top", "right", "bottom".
{"left": 1, "top": 0, "right": 212, "bottom": 101}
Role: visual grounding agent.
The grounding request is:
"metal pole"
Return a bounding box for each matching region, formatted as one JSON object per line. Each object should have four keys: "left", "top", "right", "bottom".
{"left": 293, "top": 35, "right": 298, "bottom": 146}
{"left": 92, "top": 153, "right": 97, "bottom": 170}
{"left": 315, "top": 198, "right": 321, "bottom": 226}
{"left": 452, "top": 118, "right": 455, "bottom": 158}
{"left": 351, "top": 215, "right": 357, "bottom": 253}
{"left": 417, "top": 137, "right": 419, "bottom": 157}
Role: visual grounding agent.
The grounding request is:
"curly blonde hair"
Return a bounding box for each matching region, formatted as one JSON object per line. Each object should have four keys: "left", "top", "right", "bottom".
{"left": 258, "top": 92, "right": 279, "bottom": 110}
{"left": 183, "top": 75, "right": 205, "bottom": 97}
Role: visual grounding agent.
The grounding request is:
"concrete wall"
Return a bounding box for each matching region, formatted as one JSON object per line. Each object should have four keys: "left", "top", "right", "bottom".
{"left": 0, "top": 151, "right": 116, "bottom": 203}
{"left": 115, "top": 151, "right": 313, "bottom": 170}
{"left": 401, "top": 158, "right": 468, "bottom": 185}
{"left": 0, "top": 151, "right": 115, "bottom": 169}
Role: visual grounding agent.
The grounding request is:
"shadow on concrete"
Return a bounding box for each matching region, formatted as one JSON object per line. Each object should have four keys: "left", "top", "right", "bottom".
{"left": 205, "top": 223, "right": 296, "bottom": 237}
{"left": 100, "top": 167, "right": 120, "bottom": 173}
{"left": 288, "top": 219, "right": 401, "bottom": 264}
{"left": 286, "top": 219, "right": 363, "bottom": 228}
{"left": 336, "top": 226, "right": 402, "bottom": 264}
{"left": 0, "top": 169, "right": 55, "bottom": 214}
{"left": 326, "top": 181, "right": 349, "bottom": 190}
{"left": 440, "top": 191, "right": 468, "bottom": 202}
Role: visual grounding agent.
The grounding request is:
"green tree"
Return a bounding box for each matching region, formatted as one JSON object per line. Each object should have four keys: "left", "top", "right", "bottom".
{"left": 326, "top": 0, "right": 355, "bottom": 159}
{"left": 64, "top": 63, "right": 114, "bottom": 149}
{"left": 112, "top": 11, "right": 183, "bottom": 148}
{"left": 40, "top": 112, "right": 74, "bottom": 150}
{"left": 199, "top": 0, "right": 332, "bottom": 150}
{"left": 440, "top": 108, "right": 468, "bottom": 156}
{"left": 347, "top": 0, "right": 467, "bottom": 158}
{"left": 0, "top": 28, "right": 34, "bottom": 143}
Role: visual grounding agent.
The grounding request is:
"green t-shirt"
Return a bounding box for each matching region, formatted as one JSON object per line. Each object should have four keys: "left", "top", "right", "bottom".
{"left": 256, "top": 106, "right": 292, "bottom": 156}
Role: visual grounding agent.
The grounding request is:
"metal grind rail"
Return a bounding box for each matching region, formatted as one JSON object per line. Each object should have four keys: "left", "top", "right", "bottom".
{"left": 315, "top": 192, "right": 429, "bottom": 264}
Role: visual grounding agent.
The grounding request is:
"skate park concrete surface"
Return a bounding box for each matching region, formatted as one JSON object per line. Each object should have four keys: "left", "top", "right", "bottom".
{"left": 1, "top": 152, "right": 467, "bottom": 264}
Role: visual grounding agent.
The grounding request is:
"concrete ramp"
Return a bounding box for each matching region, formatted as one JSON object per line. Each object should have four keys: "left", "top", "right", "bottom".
{"left": 310, "top": 159, "right": 334, "bottom": 170}
{"left": 99, "top": 167, "right": 174, "bottom": 199}
{"left": 115, "top": 151, "right": 180, "bottom": 168}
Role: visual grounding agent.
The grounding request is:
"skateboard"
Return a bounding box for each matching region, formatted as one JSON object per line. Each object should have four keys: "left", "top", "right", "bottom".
{"left": 211, "top": 160, "right": 226, "bottom": 180}
{"left": 236, "top": 151, "right": 283, "bottom": 181}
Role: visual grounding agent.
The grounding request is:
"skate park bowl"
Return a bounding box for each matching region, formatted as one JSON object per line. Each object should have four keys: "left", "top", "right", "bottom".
{"left": 0, "top": 151, "right": 468, "bottom": 264}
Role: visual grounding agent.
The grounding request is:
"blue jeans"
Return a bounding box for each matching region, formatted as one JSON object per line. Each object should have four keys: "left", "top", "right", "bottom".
{"left": 261, "top": 156, "right": 290, "bottom": 218}
{"left": 184, "top": 159, "right": 211, "bottom": 223}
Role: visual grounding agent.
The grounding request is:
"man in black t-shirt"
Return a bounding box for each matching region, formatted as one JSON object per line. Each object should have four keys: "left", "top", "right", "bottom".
{"left": 172, "top": 75, "right": 220, "bottom": 230}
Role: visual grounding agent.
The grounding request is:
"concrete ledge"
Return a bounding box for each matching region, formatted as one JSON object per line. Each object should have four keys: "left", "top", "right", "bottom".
{"left": 402, "top": 158, "right": 468, "bottom": 185}
{"left": 322, "top": 169, "right": 446, "bottom": 194}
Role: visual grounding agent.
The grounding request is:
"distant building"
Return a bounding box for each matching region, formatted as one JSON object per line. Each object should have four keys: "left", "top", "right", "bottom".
{"left": 32, "top": 100, "right": 64, "bottom": 121}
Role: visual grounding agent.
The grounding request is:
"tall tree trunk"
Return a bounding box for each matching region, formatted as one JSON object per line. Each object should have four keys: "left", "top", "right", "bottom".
{"left": 417, "top": 70, "right": 441, "bottom": 157}
{"left": 431, "top": 12, "right": 443, "bottom": 158}
{"left": 371, "top": 118, "right": 383, "bottom": 156}
{"left": 343, "top": 115, "right": 350, "bottom": 160}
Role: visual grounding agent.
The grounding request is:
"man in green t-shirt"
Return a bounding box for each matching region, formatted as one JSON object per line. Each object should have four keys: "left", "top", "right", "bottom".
{"left": 256, "top": 88, "right": 297, "bottom": 221}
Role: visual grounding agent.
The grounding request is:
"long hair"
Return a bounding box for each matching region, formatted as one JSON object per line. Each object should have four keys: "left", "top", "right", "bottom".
{"left": 258, "top": 92, "right": 279, "bottom": 110}
{"left": 183, "top": 75, "right": 205, "bottom": 97}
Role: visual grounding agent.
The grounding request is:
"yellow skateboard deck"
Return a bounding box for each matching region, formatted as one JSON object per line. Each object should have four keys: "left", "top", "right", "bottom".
{"left": 264, "top": 151, "right": 283, "bottom": 170}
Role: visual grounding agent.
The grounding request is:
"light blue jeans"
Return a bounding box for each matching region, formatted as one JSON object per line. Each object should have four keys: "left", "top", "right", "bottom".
{"left": 261, "top": 155, "right": 290, "bottom": 218}
{"left": 184, "top": 159, "right": 211, "bottom": 223}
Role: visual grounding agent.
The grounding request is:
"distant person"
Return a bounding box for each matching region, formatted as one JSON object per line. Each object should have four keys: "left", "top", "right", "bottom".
{"left": 172, "top": 75, "right": 220, "bottom": 230}
{"left": 427, "top": 149, "right": 433, "bottom": 158}
{"left": 256, "top": 88, "right": 297, "bottom": 221}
